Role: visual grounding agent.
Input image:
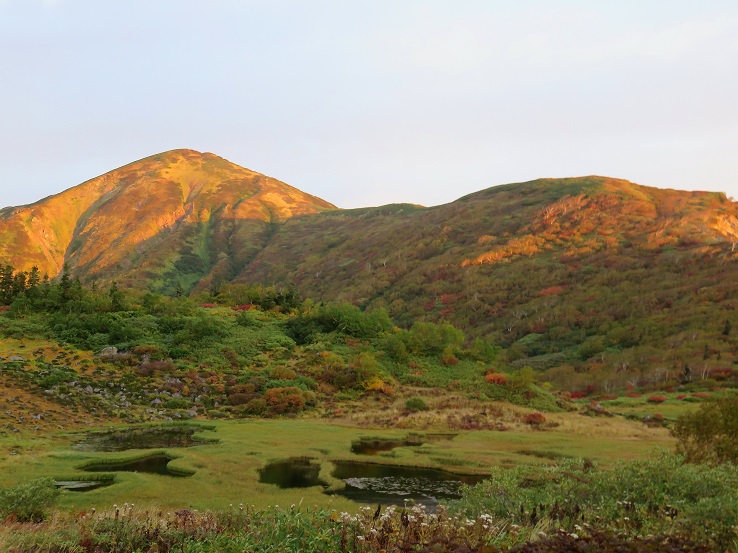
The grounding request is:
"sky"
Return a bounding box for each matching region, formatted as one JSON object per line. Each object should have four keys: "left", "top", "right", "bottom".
{"left": 1, "top": 0, "right": 737, "bottom": 210}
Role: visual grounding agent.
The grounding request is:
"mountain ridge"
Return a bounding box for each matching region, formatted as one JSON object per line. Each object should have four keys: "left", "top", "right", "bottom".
{"left": 2, "top": 153, "right": 738, "bottom": 384}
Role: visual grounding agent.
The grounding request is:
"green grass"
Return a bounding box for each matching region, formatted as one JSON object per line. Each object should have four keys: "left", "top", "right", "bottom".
{"left": 0, "top": 417, "right": 675, "bottom": 513}
{"left": 579, "top": 392, "right": 709, "bottom": 423}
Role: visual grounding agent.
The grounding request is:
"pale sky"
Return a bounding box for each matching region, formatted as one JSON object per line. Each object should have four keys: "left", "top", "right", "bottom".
{"left": 1, "top": 0, "right": 737, "bottom": 209}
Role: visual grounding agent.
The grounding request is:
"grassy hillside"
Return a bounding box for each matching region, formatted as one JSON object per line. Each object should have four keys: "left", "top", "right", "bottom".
{"left": 236, "top": 177, "right": 738, "bottom": 390}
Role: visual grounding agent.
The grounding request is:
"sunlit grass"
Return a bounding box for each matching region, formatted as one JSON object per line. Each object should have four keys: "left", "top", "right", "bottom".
{"left": 0, "top": 415, "right": 676, "bottom": 513}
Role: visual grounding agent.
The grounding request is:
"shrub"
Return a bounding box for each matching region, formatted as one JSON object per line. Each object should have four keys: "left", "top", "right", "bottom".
{"left": 404, "top": 397, "right": 429, "bottom": 411}
{"left": 440, "top": 345, "right": 459, "bottom": 366}
{"left": 673, "top": 393, "right": 738, "bottom": 464}
{"left": 647, "top": 395, "right": 667, "bottom": 404}
{"left": 450, "top": 453, "right": 738, "bottom": 551}
{"left": 270, "top": 366, "right": 296, "bottom": 380}
{"left": 243, "top": 398, "right": 268, "bottom": 415}
{"left": 523, "top": 412, "right": 546, "bottom": 426}
{"left": 164, "top": 398, "right": 191, "bottom": 409}
{"left": 485, "top": 372, "right": 507, "bottom": 385}
{"left": 0, "top": 478, "right": 60, "bottom": 522}
{"left": 263, "top": 387, "right": 305, "bottom": 415}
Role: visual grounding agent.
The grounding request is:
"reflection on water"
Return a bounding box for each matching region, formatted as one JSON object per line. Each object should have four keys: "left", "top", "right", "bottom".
{"left": 257, "top": 454, "right": 488, "bottom": 510}
{"left": 73, "top": 424, "right": 217, "bottom": 452}
{"left": 350, "top": 439, "right": 420, "bottom": 455}
{"left": 350, "top": 433, "right": 456, "bottom": 455}
{"left": 331, "top": 461, "right": 488, "bottom": 510}
{"left": 55, "top": 479, "right": 114, "bottom": 492}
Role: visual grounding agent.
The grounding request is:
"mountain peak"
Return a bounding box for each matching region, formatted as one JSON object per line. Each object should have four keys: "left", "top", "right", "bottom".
{"left": 0, "top": 150, "right": 336, "bottom": 287}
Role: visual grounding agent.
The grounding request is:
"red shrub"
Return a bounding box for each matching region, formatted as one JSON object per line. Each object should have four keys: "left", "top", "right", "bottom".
{"left": 691, "top": 392, "right": 710, "bottom": 399}
{"left": 263, "top": 387, "right": 305, "bottom": 414}
{"left": 647, "top": 395, "right": 666, "bottom": 404}
{"left": 537, "top": 285, "right": 566, "bottom": 296}
{"left": 485, "top": 373, "right": 507, "bottom": 385}
{"left": 677, "top": 394, "right": 687, "bottom": 400}
{"left": 523, "top": 412, "right": 546, "bottom": 426}
{"left": 569, "top": 391, "right": 589, "bottom": 399}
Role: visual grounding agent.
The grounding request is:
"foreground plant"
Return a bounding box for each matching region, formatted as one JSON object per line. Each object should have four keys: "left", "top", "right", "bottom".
{"left": 0, "top": 477, "right": 60, "bottom": 523}
{"left": 449, "top": 453, "right": 738, "bottom": 551}
{"left": 0, "top": 501, "right": 715, "bottom": 552}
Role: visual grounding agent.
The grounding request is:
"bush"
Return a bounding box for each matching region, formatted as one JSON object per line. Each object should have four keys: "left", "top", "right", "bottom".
{"left": 270, "top": 366, "right": 296, "bottom": 380}
{"left": 405, "top": 397, "right": 429, "bottom": 411}
{"left": 164, "top": 398, "right": 191, "bottom": 409}
{"left": 0, "top": 477, "right": 60, "bottom": 522}
{"left": 450, "top": 453, "right": 738, "bottom": 551}
{"left": 485, "top": 372, "right": 507, "bottom": 385}
{"left": 647, "top": 394, "right": 667, "bottom": 403}
{"left": 263, "top": 387, "right": 306, "bottom": 415}
{"left": 523, "top": 412, "right": 546, "bottom": 426}
{"left": 673, "top": 392, "right": 738, "bottom": 464}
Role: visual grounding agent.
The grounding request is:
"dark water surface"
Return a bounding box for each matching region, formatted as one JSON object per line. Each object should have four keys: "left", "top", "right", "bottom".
{"left": 73, "top": 424, "right": 217, "bottom": 452}
{"left": 330, "top": 461, "right": 488, "bottom": 508}
{"left": 258, "top": 458, "right": 328, "bottom": 488}
{"left": 257, "top": 457, "right": 488, "bottom": 509}
{"left": 350, "top": 433, "right": 456, "bottom": 455}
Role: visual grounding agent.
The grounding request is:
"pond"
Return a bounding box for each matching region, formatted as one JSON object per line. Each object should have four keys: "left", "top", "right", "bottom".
{"left": 350, "top": 433, "right": 456, "bottom": 455}
{"left": 55, "top": 478, "right": 114, "bottom": 492}
{"left": 80, "top": 454, "right": 195, "bottom": 477}
{"left": 258, "top": 458, "right": 328, "bottom": 488}
{"left": 258, "top": 457, "right": 487, "bottom": 509}
{"left": 73, "top": 424, "right": 217, "bottom": 452}
{"left": 330, "top": 461, "right": 488, "bottom": 509}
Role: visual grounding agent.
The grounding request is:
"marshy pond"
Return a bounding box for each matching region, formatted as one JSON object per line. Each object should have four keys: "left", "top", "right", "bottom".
{"left": 258, "top": 457, "right": 488, "bottom": 509}
{"left": 350, "top": 433, "right": 456, "bottom": 455}
{"left": 55, "top": 478, "right": 114, "bottom": 492}
{"left": 80, "top": 453, "right": 194, "bottom": 477}
{"left": 72, "top": 424, "right": 217, "bottom": 452}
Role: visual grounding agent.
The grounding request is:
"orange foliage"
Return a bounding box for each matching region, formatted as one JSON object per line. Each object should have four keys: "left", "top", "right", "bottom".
{"left": 537, "top": 285, "right": 566, "bottom": 296}
{"left": 485, "top": 373, "right": 507, "bottom": 385}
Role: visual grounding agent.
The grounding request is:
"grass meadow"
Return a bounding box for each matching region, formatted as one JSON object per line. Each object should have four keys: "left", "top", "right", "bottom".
{"left": 0, "top": 416, "right": 675, "bottom": 514}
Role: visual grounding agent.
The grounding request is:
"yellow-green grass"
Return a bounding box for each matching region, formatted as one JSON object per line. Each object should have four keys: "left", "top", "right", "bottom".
{"left": 580, "top": 392, "right": 714, "bottom": 422}
{"left": 0, "top": 416, "right": 674, "bottom": 513}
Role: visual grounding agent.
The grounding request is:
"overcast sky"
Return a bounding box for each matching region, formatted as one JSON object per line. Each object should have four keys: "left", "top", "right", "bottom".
{"left": 1, "top": 0, "right": 737, "bottom": 209}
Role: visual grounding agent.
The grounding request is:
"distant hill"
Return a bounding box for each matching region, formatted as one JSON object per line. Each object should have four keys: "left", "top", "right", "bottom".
{"left": 2, "top": 156, "right": 738, "bottom": 383}
{"left": 0, "top": 149, "right": 336, "bottom": 293}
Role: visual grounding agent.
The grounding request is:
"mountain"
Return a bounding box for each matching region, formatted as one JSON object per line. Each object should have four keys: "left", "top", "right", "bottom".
{"left": 2, "top": 154, "right": 738, "bottom": 384}
{"left": 0, "top": 149, "right": 335, "bottom": 293}
{"left": 231, "top": 176, "right": 738, "bottom": 382}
